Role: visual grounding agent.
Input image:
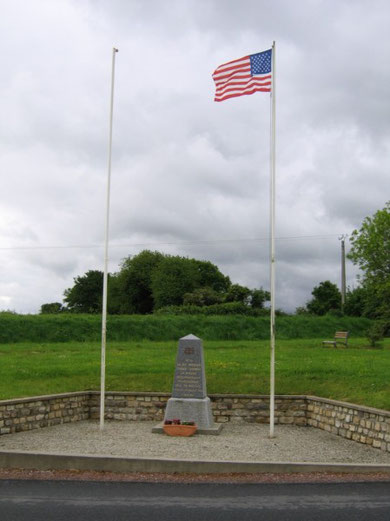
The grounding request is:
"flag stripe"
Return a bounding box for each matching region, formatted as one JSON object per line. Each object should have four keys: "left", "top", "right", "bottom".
{"left": 212, "top": 50, "right": 272, "bottom": 102}
{"left": 213, "top": 69, "right": 252, "bottom": 84}
{"left": 215, "top": 77, "right": 271, "bottom": 101}
{"left": 215, "top": 87, "right": 271, "bottom": 102}
{"left": 213, "top": 62, "right": 250, "bottom": 77}
{"left": 215, "top": 84, "right": 271, "bottom": 102}
{"left": 215, "top": 75, "right": 272, "bottom": 93}
{"left": 213, "top": 55, "right": 250, "bottom": 70}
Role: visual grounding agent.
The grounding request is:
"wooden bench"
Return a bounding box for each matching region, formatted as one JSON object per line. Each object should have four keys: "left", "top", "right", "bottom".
{"left": 322, "top": 331, "right": 349, "bottom": 348}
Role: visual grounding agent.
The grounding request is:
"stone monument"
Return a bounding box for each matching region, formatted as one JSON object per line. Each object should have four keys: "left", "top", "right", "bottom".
{"left": 153, "top": 334, "right": 222, "bottom": 435}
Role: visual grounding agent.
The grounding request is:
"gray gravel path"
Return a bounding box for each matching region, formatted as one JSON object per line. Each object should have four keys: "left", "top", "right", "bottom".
{"left": 1, "top": 421, "right": 390, "bottom": 464}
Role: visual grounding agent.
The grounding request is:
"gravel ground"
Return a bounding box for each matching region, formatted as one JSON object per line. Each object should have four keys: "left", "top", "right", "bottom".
{"left": 1, "top": 421, "right": 390, "bottom": 464}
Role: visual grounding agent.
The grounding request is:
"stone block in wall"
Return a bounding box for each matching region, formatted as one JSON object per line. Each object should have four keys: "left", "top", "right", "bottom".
{"left": 278, "top": 417, "right": 294, "bottom": 424}
{"left": 230, "top": 416, "right": 245, "bottom": 424}
{"left": 247, "top": 402, "right": 268, "bottom": 411}
{"left": 153, "top": 401, "right": 166, "bottom": 409}
{"left": 215, "top": 416, "right": 229, "bottom": 423}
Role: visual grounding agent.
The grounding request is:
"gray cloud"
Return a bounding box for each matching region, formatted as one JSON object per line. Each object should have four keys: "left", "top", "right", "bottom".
{"left": 0, "top": 0, "right": 388, "bottom": 313}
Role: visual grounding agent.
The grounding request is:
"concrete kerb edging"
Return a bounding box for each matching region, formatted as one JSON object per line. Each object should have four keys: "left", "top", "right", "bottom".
{"left": 1, "top": 450, "right": 390, "bottom": 475}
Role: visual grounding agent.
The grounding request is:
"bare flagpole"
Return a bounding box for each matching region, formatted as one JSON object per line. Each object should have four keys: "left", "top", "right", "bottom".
{"left": 100, "top": 47, "right": 118, "bottom": 431}
{"left": 269, "top": 41, "right": 276, "bottom": 438}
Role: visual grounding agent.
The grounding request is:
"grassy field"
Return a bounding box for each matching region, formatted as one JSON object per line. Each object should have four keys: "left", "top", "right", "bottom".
{"left": 1, "top": 337, "right": 389, "bottom": 410}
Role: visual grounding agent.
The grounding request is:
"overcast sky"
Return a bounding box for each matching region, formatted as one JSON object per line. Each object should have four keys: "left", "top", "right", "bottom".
{"left": 1, "top": 0, "right": 389, "bottom": 314}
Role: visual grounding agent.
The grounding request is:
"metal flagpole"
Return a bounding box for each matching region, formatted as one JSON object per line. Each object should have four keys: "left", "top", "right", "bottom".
{"left": 339, "top": 235, "right": 347, "bottom": 312}
{"left": 100, "top": 47, "right": 118, "bottom": 431}
{"left": 269, "top": 41, "right": 276, "bottom": 438}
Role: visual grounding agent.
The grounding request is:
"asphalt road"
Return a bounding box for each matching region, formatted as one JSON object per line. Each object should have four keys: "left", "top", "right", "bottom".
{"left": 1, "top": 480, "right": 390, "bottom": 521}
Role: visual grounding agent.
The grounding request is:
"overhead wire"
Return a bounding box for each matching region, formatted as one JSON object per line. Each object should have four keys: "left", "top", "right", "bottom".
{"left": 0, "top": 233, "right": 343, "bottom": 252}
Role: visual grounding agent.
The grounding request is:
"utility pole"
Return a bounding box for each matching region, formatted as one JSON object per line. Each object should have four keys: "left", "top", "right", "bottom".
{"left": 339, "top": 235, "right": 347, "bottom": 312}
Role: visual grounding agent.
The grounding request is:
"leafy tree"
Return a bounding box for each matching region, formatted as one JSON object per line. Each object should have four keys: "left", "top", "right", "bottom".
{"left": 250, "top": 288, "right": 271, "bottom": 309}
{"left": 348, "top": 201, "right": 390, "bottom": 284}
{"left": 343, "top": 286, "right": 367, "bottom": 317}
{"left": 113, "top": 250, "right": 164, "bottom": 314}
{"left": 348, "top": 201, "right": 390, "bottom": 319}
{"left": 106, "top": 273, "right": 124, "bottom": 315}
{"left": 365, "top": 283, "right": 390, "bottom": 320}
{"left": 40, "top": 302, "right": 63, "bottom": 314}
{"left": 183, "top": 287, "right": 224, "bottom": 306}
{"left": 56, "top": 249, "right": 270, "bottom": 316}
{"left": 63, "top": 270, "right": 104, "bottom": 313}
{"left": 224, "top": 283, "right": 251, "bottom": 304}
{"left": 151, "top": 255, "right": 201, "bottom": 309}
{"left": 183, "top": 286, "right": 270, "bottom": 309}
{"left": 110, "top": 250, "right": 231, "bottom": 313}
{"left": 306, "top": 280, "right": 341, "bottom": 315}
{"left": 192, "top": 260, "right": 231, "bottom": 293}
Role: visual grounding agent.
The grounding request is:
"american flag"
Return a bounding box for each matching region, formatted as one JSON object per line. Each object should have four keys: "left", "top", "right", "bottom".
{"left": 212, "top": 49, "right": 272, "bottom": 102}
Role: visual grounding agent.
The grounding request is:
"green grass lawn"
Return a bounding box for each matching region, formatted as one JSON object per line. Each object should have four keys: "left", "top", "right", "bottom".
{"left": 0, "top": 338, "right": 389, "bottom": 410}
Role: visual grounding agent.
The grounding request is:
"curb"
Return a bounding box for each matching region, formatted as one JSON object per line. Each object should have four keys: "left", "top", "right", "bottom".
{"left": 1, "top": 451, "right": 390, "bottom": 475}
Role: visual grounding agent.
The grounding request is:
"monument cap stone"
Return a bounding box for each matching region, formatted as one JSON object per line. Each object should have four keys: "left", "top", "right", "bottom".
{"left": 180, "top": 334, "right": 199, "bottom": 340}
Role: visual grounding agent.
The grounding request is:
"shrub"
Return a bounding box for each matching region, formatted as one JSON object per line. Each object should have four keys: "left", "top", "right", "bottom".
{"left": 40, "top": 302, "right": 64, "bottom": 314}
{"left": 366, "top": 321, "right": 385, "bottom": 348}
{"left": 155, "top": 302, "right": 270, "bottom": 316}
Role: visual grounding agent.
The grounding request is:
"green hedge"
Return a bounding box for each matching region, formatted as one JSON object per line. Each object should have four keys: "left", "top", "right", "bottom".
{"left": 0, "top": 312, "right": 373, "bottom": 343}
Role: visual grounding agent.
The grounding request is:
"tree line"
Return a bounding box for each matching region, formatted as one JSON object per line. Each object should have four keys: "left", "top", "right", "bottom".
{"left": 41, "top": 250, "right": 270, "bottom": 315}
{"left": 41, "top": 201, "right": 390, "bottom": 328}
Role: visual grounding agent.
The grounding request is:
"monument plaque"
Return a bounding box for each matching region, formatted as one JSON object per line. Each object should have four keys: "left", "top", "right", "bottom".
{"left": 152, "top": 334, "right": 222, "bottom": 435}
{"left": 172, "top": 334, "right": 206, "bottom": 399}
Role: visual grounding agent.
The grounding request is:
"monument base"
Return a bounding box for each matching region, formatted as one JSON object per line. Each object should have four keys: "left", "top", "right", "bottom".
{"left": 152, "top": 397, "right": 223, "bottom": 435}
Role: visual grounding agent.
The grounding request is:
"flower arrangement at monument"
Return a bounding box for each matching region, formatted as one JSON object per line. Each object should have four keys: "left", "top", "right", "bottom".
{"left": 163, "top": 419, "right": 197, "bottom": 436}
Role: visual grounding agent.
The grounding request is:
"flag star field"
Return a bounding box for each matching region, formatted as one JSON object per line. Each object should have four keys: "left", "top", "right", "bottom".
{"left": 250, "top": 50, "right": 272, "bottom": 75}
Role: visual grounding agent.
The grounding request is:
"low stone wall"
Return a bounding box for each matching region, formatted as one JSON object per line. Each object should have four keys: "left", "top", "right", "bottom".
{"left": 0, "top": 392, "right": 90, "bottom": 435}
{"left": 1, "top": 392, "right": 390, "bottom": 453}
{"left": 306, "top": 396, "right": 390, "bottom": 453}
{"left": 209, "top": 394, "right": 307, "bottom": 425}
{"left": 87, "top": 392, "right": 307, "bottom": 426}
{"left": 89, "top": 392, "right": 169, "bottom": 423}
